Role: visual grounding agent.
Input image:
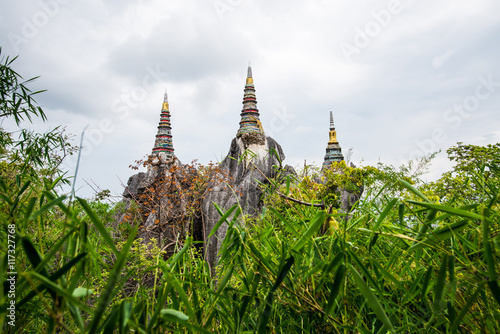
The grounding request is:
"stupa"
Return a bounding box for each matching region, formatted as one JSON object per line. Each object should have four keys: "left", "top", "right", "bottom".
{"left": 151, "top": 91, "right": 174, "bottom": 164}
{"left": 323, "top": 111, "right": 344, "bottom": 167}
{"left": 236, "top": 65, "right": 265, "bottom": 144}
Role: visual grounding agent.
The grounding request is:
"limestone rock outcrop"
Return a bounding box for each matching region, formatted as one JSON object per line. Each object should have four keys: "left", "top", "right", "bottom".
{"left": 202, "top": 135, "right": 293, "bottom": 273}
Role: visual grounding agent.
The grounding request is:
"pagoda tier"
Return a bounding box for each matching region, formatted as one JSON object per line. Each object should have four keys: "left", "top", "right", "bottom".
{"left": 236, "top": 65, "right": 265, "bottom": 137}
{"left": 323, "top": 111, "right": 344, "bottom": 167}
{"left": 152, "top": 92, "right": 174, "bottom": 160}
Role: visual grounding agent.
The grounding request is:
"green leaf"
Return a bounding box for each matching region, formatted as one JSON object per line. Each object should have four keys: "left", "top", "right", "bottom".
{"left": 208, "top": 203, "right": 238, "bottom": 238}
{"left": 370, "top": 198, "right": 398, "bottom": 250}
{"left": 26, "top": 272, "right": 92, "bottom": 313}
{"left": 87, "top": 227, "right": 137, "bottom": 334}
{"left": 349, "top": 264, "right": 395, "bottom": 333}
{"left": 407, "top": 200, "right": 487, "bottom": 221}
{"left": 77, "top": 197, "right": 119, "bottom": 256}
{"left": 168, "top": 236, "right": 192, "bottom": 270}
{"left": 23, "top": 197, "right": 37, "bottom": 224}
{"left": 72, "top": 287, "right": 93, "bottom": 298}
{"left": 258, "top": 292, "right": 274, "bottom": 334}
{"left": 28, "top": 195, "right": 67, "bottom": 222}
{"left": 325, "top": 264, "right": 346, "bottom": 316}
{"left": 399, "top": 179, "right": 430, "bottom": 202}
{"left": 272, "top": 256, "right": 294, "bottom": 292}
{"left": 160, "top": 309, "right": 189, "bottom": 321}
{"left": 408, "top": 220, "right": 469, "bottom": 251}
{"left": 433, "top": 254, "right": 448, "bottom": 314}
{"left": 292, "top": 210, "right": 327, "bottom": 252}
{"left": 17, "top": 252, "right": 87, "bottom": 308}
{"left": 450, "top": 285, "right": 482, "bottom": 333}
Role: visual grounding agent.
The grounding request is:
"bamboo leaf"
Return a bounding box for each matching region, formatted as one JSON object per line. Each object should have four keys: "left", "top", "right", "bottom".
{"left": 87, "top": 227, "right": 137, "bottom": 334}
{"left": 26, "top": 272, "right": 92, "bottom": 313}
{"left": 208, "top": 203, "right": 238, "bottom": 238}
{"left": 18, "top": 252, "right": 87, "bottom": 308}
{"left": 28, "top": 195, "right": 67, "bottom": 222}
{"left": 292, "top": 210, "right": 327, "bottom": 252}
{"left": 72, "top": 287, "right": 93, "bottom": 298}
{"left": 160, "top": 308, "right": 189, "bottom": 321}
{"left": 77, "top": 197, "right": 119, "bottom": 256}
{"left": 168, "top": 236, "right": 192, "bottom": 270}
{"left": 407, "top": 200, "right": 487, "bottom": 221}
{"left": 433, "top": 254, "right": 448, "bottom": 314}
{"left": 325, "top": 264, "right": 346, "bottom": 316}
{"left": 399, "top": 179, "right": 430, "bottom": 202}
{"left": 370, "top": 198, "right": 398, "bottom": 250}
{"left": 349, "top": 264, "right": 395, "bottom": 333}
{"left": 451, "top": 285, "right": 482, "bottom": 333}
{"left": 408, "top": 220, "right": 469, "bottom": 251}
{"left": 271, "top": 256, "right": 294, "bottom": 292}
{"left": 23, "top": 197, "right": 37, "bottom": 224}
{"left": 258, "top": 292, "right": 274, "bottom": 334}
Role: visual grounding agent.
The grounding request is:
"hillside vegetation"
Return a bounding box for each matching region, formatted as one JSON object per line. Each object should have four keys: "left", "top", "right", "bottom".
{"left": 1, "top": 50, "right": 500, "bottom": 333}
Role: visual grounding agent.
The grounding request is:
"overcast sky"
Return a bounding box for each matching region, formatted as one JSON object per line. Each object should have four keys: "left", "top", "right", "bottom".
{"left": 1, "top": 0, "right": 500, "bottom": 199}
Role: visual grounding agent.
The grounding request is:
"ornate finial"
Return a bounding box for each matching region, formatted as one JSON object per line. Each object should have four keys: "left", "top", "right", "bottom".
{"left": 330, "top": 111, "right": 334, "bottom": 130}
{"left": 246, "top": 63, "right": 253, "bottom": 85}
{"left": 162, "top": 89, "right": 169, "bottom": 110}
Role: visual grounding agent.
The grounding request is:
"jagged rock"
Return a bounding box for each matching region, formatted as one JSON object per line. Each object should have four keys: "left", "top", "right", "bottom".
{"left": 339, "top": 186, "right": 363, "bottom": 214}
{"left": 202, "top": 135, "right": 293, "bottom": 274}
{"left": 123, "top": 172, "right": 152, "bottom": 199}
{"left": 118, "top": 158, "right": 204, "bottom": 256}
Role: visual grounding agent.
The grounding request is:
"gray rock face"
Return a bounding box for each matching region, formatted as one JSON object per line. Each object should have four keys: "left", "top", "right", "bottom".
{"left": 339, "top": 187, "right": 363, "bottom": 214}
{"left": 123, "top": 172, "right": 152, "bottom": 199}
{"left": 202, "top": 135, "right": 292, "bottom": 274}
{"left": 118, "top": 158, "right": 204, "bottom": 256}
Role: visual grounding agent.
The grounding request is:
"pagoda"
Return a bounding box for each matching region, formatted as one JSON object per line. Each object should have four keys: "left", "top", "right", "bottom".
{"left": 323, "top": 111, "right": 344, "bottom": 167}
{"left": 236, "top": 65, "right": 265, "bottom": 143}
{"left": 151, "top": 91, "right": 174, "bottom": 163}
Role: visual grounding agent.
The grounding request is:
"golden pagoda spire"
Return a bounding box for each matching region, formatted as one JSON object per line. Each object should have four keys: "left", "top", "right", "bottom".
{"left": 246, "top": 61, "right": 253, "bottom": 85}
{"left": 323, "top": 111, "right": 344, "bottom": 167}
{"left": 162, "top": 89, "right": 169, "bottom": 111}
{"left": 328, "top": 111, "right": 338, "bottom": 144}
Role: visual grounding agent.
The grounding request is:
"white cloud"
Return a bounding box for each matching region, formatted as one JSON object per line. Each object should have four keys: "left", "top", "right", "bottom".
{"left": 432, "top": 50, "right": 454, "bottom": 69}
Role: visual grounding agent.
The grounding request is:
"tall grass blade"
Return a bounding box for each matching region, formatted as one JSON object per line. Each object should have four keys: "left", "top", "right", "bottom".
{"left": 433, "top": 254, "right": 448, "bottom": 314}
{"left": 325, "top": 264, "right": 346, "bottom": 316}
{"left": 407, "top": 200, "right": 487, "bottom": 221}
{"left": 408, "top": 220, "right": 469, "bottom": 251}
{"left": 348, "top": 264, "right": 395, "bottom": 333}
{"left": 17, "top": 252, "right": 86, "bottom": 308}
{"left": 370, "top": 198, "right": 398, "bottom": 250}
{"left": 27, "top": 195, "right": 67, "bottom": 222}
{"left": 292, "top": 210, "right": 326, "bottom": 252}
{"left": 483, "top": 208, "right": 500, "bottom": 306}
{"left": 208, "top": 203, "right": 238, "bottom": 238}
{"left": 77, "top": 196, "right": 119, "bottom": 256}
{"left": 87, "top": 227, "right": 137, "bottom": 333}
{"left": 450, "top": 285, "right": 482, "bottom": 333}
{"left": 271, "top": 256, "right": 294, "bottom": 292}
{"left": 399, "top": 179, "right": 430, "bottom": 202}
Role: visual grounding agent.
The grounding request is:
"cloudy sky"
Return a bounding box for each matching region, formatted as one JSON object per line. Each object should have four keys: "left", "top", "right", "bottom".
{"left": 1, "top": 0, "right": 499, "bottom": 198}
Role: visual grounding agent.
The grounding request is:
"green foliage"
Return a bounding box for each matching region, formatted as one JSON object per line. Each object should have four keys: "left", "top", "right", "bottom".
{"left": 319, "top": 160, "right": 376, "bottom": 207}
{"left": 425, "top": 142, "right": 500, "bottom": 205}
